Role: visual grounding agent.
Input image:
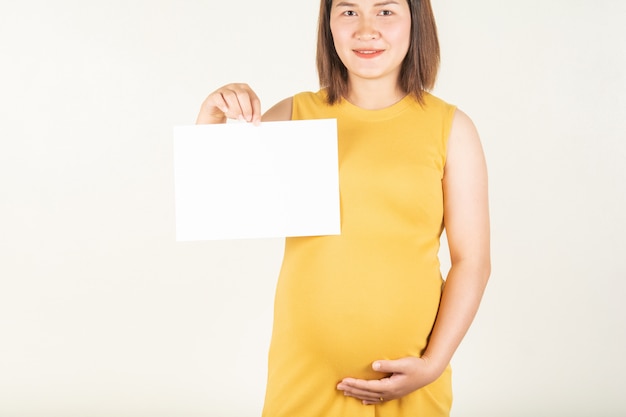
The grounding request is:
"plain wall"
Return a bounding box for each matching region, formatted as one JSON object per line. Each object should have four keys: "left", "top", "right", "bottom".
{"left": 1, "top": 1, "right": 625, "bottom": 416}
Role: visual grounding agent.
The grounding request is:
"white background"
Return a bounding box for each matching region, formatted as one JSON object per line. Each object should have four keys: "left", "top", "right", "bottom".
{"left": 1, "top": 1, "right": 625, "bottom": 416}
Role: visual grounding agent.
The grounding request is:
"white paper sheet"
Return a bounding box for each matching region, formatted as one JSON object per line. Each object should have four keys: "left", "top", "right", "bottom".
{"left": 173, "top": 119, "right": 340, "bottom": 241}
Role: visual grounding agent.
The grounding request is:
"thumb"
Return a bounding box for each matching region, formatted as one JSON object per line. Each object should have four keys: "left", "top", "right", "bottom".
{"left": 372, "top": 358, "right": 411, "bottom": 374}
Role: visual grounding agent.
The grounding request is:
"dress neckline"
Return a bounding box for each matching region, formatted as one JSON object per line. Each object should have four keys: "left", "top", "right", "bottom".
{"left": 338, "top": 94, "right": 415, "bottom": 121}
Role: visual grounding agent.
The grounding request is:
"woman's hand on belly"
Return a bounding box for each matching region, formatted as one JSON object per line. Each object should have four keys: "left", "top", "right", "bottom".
{"left": 336, "top": 355, "right": 442, "bottom": 405}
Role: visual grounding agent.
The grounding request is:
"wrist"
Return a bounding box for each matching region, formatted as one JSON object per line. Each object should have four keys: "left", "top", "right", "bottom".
{"left": 419, "top": 352, "right": 449, "bottom": 378}
{"left": 196, "top": 102, "right": 227, "bottom": 124}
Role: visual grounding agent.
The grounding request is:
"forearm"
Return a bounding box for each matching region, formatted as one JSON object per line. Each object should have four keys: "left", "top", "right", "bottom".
{"left": 422, "top": 260, "right": 490, "bottom": 373}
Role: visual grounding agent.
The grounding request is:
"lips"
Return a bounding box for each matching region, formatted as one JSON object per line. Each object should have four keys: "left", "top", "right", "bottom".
{"left": 353, "top": 49, "right": 384, "bottom": 59}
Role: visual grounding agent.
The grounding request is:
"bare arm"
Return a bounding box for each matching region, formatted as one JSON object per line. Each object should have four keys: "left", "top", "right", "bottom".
{"left": 262, "top": 97, "right": 293, "bottom": 122}
{"left": 421, "top": 108, "right": 491, "bottom": 372}
{"left": 337, "top": 108, "right": 491, "bottom": 404}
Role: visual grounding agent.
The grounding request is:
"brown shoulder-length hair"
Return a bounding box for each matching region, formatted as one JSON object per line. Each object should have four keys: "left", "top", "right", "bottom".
{"left": 316, "top": 0, "right": 440, "bottom": 105}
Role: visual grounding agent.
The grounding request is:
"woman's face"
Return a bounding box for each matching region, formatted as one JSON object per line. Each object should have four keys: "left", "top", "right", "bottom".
{"left": 329, "top": 0, "right": 412, "bottom": 86}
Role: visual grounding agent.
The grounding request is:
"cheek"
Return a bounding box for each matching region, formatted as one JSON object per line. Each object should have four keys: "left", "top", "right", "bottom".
{"left": 330, "top": 23, "right": 347, "bottom": 45}
{"left": 388, "top": 23, "right": 411, "bottom": 51}
{"left": 330, "top": 26, "right": 352, "bottom": 57}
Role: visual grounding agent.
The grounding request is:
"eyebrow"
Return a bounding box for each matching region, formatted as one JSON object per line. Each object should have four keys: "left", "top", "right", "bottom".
{"left": 335, "top": 1, "right": 400, "bottom": 7}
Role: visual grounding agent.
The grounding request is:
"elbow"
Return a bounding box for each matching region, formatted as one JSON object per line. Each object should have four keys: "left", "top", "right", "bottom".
{"left": 482, "top": 260, "right": 492, "bottom": 285}
{"left": 449, "top": 255, "right": 491, "bottom": 287}
{"left": 481, "top": 254, "right": 491, "bottom": 280}
{"left": 469, "top": 258, "right": 491, "bottom": 287}
{"left": 477, "top": 252, "right": 491, "bottom": 282}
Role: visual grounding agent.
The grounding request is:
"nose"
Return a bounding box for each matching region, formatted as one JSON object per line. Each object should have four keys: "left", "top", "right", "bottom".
{"left": 356, "top": 18, "right": 379, "bottom": 41}
{"left": 357, "top": 31, "right": 378, "bottom": 41}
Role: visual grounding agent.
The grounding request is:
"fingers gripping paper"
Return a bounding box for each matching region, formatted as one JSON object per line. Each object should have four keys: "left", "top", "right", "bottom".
{"left": 173, "top": 119, "right": 340, "bottom": 240}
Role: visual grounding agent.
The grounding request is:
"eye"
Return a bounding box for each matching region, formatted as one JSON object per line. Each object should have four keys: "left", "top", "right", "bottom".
{"left": 342, "top": 10, "right": 357, "bottom": 16}
{"left": 379, "top": 10, "right": 393, "bottom": 16}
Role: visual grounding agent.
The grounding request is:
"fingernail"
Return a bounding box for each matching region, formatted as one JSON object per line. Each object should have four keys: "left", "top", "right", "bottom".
{"left": 373, "top": 362, "right": 381, "bottom": 370}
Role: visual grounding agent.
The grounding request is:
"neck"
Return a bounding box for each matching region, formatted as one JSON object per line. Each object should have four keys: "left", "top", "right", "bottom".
{"left": 345, "top": 76, "right": 406, "bottom": 110}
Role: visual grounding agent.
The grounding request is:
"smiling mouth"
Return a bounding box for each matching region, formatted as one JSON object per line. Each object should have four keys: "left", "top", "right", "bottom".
{"left": 353, "top": 49, "right": 384, "bottom": 58}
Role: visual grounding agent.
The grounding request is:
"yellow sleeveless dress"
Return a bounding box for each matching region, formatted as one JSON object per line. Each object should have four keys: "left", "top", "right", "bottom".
{"left": 262, "top": 91, "right": 457, "bottom": 417}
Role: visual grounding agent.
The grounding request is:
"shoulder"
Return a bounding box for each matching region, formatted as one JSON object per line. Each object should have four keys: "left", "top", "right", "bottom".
{"left": 420, "top": 92, "right": 453, "bottom": 109}
{"left": 262, "top": 90, "right": 330, "bottom": 122}
{"left": 446, "top": 108, "right": 485, "bottom": 174}
{"left": 422, "top": 92, "right": 452, "bottom": 107}
{"left": 294, "top": 90, "right": 330, "bottom": 107}
{"left": 449, "top": 109, "right": 480, "bottom": 146}
{"left": 407, "top": 92, "right": 457, "bottom": 129}
{"left": 262, "top": 97, "right": 293, "bottom": 122}
{"left": 292, "top": 90, "right": 337, "bottom": 120}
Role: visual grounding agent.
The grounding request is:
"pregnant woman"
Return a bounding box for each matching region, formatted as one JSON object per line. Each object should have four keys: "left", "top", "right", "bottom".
{"left": 196, "top": 0, "right": 491, "bottom": 415}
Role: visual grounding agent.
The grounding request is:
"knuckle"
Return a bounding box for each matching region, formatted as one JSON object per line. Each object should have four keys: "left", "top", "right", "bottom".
{"left": 219, "top": 91, "right": 236, "bottom": 102}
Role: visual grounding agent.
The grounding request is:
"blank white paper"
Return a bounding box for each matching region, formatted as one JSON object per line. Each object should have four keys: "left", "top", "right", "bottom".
{"left": 173, "top": 119, "right": 340, "bottom": 240}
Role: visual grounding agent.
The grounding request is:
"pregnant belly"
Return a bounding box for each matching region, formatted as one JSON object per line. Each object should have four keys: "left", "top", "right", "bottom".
{"left": 272, "top": 236, "right": 443, "bottom": 379}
